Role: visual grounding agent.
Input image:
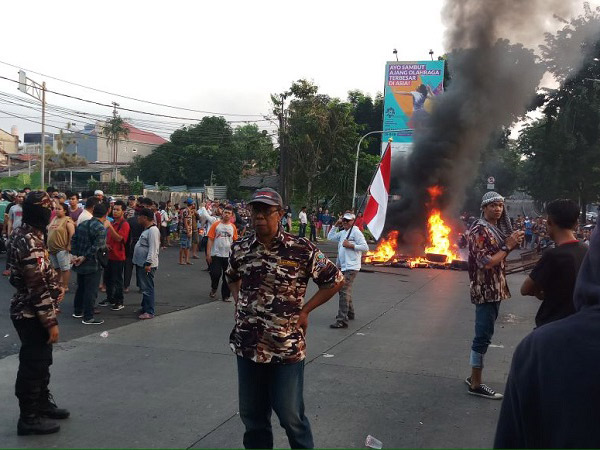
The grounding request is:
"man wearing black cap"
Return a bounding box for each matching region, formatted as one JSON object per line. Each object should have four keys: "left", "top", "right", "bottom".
{"left": 226, "top": 187, "right": 344, "bottom": 449}
{"left": 8, "top": 191, "right": 69, "bottom": 435}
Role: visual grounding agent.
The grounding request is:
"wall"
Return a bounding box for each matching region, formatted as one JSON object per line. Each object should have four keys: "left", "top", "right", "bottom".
{"left": 0, "top": 129, "right": 19, "bottom": 154}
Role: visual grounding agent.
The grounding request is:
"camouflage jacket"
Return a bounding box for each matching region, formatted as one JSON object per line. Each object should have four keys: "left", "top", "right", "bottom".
{"left": 226, "top": 227, "right": 343, "bottom": 364}
{"left": 8, "top": 224, "right": 61, "bottom": 328}
{"left": 467, "top": 221, "right": 511, "bottom": 304}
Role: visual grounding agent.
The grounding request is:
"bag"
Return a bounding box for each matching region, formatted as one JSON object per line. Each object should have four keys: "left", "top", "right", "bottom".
{"left": 96, "top": 247, "right": 109, "bottom": 268}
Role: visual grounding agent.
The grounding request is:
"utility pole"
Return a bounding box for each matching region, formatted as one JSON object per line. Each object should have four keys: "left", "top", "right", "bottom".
{"left": 112, "top": 102, "right": 119, "bottom": 182}
{"left": 277, "top": 93, "right": 288, "bottom": 204}
{"left": 18, "top": 71, "right": 46, "bottom": 189}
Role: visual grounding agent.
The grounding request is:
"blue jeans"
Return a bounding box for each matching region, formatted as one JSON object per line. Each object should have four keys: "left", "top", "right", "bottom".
{"left": 237, "top": 356, "right": 313, "bottom": 449}
{"left": 136, "top": 265, "right": 156, "bottom": 315}
{"left": 74, "top": 269, "right": 102, "bottom": 321}
{"left": 470, "top": 301, "right": 501, "bottom": 368}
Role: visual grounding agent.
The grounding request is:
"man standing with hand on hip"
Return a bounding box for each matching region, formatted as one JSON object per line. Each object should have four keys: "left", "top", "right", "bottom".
{"left": 466, "top": 191, "right": 524, "bottom": 399}
{"left": 133, "top": 208, "right": 161, "bottom": 320}
{"left": 328, "top": 212, "right": 369, "bottom": 328}
{"left": 227, "top": 187, "right": 343, "bottom": 449}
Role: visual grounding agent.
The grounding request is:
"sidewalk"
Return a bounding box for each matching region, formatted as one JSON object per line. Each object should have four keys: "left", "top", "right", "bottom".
{"left": 0, "top": 264, "right": 538, "bottom": 448}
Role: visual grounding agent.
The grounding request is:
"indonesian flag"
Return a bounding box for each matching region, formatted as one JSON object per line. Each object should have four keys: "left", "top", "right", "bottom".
{"left": 363, "top": 142, "right": 391, "bottom": 240}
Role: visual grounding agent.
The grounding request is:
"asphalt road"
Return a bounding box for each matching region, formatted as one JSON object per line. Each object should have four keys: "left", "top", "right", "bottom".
{"left": 0, "top": 244, "right": 217, "bottom": 359}
{"left": 0, "top": 242, "right": 539, "bottom": 448}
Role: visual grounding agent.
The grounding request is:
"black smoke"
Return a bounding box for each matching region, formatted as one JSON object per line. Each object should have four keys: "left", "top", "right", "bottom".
{"left": 385, "top": 0, "right": 582, "bottom": 253}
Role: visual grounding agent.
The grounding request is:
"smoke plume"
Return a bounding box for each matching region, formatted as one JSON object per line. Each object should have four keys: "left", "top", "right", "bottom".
{"left": 386, "top": 0, "right": 588, "bottom": 253}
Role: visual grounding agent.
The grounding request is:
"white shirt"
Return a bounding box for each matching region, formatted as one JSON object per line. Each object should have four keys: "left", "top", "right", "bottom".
{"left": 76, "top": 209, "right": 93, "bottom": 226}
{"left": 328, "top": 225, "right": 369, "bottom": 271}
{"left": 299, "top": 211, "right": 307, "bottom": 224}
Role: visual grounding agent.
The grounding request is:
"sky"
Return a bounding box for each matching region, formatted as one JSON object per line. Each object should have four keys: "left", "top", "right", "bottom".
{"left": 0, "top": 0, "right": 446, "bottom": 140}
{"left": 0, "top": 0, "right": 596, "bottom": 143}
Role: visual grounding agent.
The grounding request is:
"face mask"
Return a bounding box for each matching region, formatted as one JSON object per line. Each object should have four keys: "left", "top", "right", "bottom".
{"left": 22, "top": 203, "right": 52, "bottom": 230}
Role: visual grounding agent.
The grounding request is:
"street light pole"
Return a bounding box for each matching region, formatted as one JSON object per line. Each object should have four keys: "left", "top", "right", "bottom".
{"left": 352, "top": 129, "right": 409, "bottom": 209}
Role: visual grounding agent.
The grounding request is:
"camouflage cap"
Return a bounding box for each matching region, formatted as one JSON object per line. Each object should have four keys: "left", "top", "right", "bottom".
{"left": 24, "top": 191, "right": 53, "bottom": 209}
{"left": 248, "top": 187, "right": 283, "bottom": 208}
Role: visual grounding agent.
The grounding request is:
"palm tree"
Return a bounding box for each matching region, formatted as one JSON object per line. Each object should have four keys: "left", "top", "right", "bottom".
{"left": 100, "top": 116, "right": 129, "bottom": 181}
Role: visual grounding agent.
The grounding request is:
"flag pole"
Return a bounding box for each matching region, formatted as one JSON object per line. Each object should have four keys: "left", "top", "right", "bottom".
{"left": 345, "top": 138, "right": 392, "bottom": 240}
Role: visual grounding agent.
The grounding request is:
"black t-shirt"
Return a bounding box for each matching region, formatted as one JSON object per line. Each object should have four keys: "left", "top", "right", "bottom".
{"left": 529, "top": 241, "right": 588, "bottom": 327}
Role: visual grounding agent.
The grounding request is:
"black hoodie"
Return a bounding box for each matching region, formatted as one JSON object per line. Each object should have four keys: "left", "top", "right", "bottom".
{"left": 495, "top": 225, "right": 600, "bottom": 448}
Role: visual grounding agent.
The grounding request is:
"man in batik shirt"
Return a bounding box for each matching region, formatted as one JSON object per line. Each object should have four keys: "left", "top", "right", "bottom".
{"left": 466, "top": 191, "right": 524, "bottom": 400}
{"left": 227, "top": 187, "right": 343, "bottom": 449}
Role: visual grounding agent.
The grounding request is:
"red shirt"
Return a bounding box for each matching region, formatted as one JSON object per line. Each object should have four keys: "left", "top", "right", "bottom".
{"left": 107, "top": 217, "right": 130, "bottom": 261}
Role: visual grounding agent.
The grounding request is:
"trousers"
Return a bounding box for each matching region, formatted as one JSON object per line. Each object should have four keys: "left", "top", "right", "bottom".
{"left": 73, "top": 269, "right": 102, "bottom": 321}
{"left": 13, "top": 318, "right": 52, "bottom": 418}
{"left": 210, "top": 256, "right": 231, "bottom": 299}
{"left": 105, "top": 260, "right": 125, "bottom": 305}
{"left": 336, "top": 270, "right": 358, "bottom": 323}
{"left": 237, "top": 356, "right": 313, "bottom": 449}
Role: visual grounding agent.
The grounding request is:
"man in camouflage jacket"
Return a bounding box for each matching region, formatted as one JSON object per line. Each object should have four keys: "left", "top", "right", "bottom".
{"left": 227, "top": 188, "right": 344, "bottom": 449}
{"left": 9, "top": 191, "right": 70, "bottom": 436}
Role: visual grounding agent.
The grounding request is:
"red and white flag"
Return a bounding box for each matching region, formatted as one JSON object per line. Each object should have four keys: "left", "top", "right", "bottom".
{"left": 363, "top": 142, "right": 391, "bottom": 240}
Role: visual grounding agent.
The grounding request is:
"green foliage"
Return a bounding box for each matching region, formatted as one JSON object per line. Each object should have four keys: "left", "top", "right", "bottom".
{"left": 0, "top": 172, "right": 40, "bottom": 190}
{"left": 87, "top": 178, "right": 99, "bottom": 192}
{"left": 107, "top": 180, "right": 119, "bottom": 195}
{"left": 516, "top": 5, "right": 600, "bottom": 211}
{"left": 463, "top": 128, "right": 522, "bottom": 212}
{"left": 123, "top": 116, "right": 264, "bottom": 197}
{"left": 129, "top": 180, "right": 143, "bottom": 195}
{"left": 347, "top": 90, "right": 383, "bottom": 156}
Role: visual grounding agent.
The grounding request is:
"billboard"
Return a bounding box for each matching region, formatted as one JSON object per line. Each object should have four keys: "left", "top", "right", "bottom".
{"left": 382, "top": 60, "right": 445, "bottom": 154}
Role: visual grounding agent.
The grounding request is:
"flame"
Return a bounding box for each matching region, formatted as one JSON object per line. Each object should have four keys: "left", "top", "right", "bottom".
{"left": 363, "top": 185, "right": 459, "bottom": 266}
{"left": 363, "top": 230, "right": 398, "bottom": 263}
{"left": 424, "top": 209, "right": 459, "bottom": 262}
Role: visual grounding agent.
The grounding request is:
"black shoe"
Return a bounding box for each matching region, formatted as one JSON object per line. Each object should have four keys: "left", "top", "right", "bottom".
{"left": 111, "top": 304, "right": 125, "bottom": 311}
{"left": 348, "top": 313, "right": 355, "bottom": 320}
{"left": 72, "top": 312, "right": 83, "bottom": 318}
{"left": 329, "top": 321, "right": 348, "bottom": 329}
{"left": 98, "top": 300, "right": 111, "bottom": 307}
{"left": 39, "top": 393, "right": 70, "bottom": 420}
{"left": 465, "top": 376, "right": 472, "bottom": 387}
{"left": 17, "top": 416, "right": 60, "bottom": 435}
{"left": 82, "top": 318, "right": 104, "bottom": 325}
{"left": 468, "top": 383, "right": 503, "bottom": 400}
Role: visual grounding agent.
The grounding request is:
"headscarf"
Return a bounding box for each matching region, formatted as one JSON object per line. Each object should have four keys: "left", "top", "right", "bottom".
{"left": 22, "top": 191, "right": 53, "bottom": 231}
{"left": 476, "top": 191, "right": 513, "bottom": 239}
{"left": 573, "top": 225, "right": 600, "bottom": 311}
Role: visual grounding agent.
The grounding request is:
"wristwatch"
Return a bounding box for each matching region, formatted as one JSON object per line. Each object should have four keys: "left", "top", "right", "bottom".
{"left": 501, "top": 244, "right": 510, "bottom": 253}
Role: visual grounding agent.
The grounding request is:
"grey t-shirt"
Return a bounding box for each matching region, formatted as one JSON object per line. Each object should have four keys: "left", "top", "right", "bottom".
{"left": 9, "top": 204, "right": 23, "bottom": 229}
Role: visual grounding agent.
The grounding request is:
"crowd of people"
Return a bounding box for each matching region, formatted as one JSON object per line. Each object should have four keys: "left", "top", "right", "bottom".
{"left": 6, "top": 184, "right": 600, "bottom": 447}
{"left": 281, "top": 205, "right": 366, "bottom": 241}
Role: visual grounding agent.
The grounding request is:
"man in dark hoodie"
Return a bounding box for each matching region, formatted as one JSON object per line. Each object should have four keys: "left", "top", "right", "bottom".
{"left": 495, "top": 225, "right": 600, "bottom": 448}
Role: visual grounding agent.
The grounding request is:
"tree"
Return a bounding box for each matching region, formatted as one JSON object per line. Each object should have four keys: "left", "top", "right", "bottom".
{"left": 232, "top": 124, "right": 277, "bottom": 172}
{"left": 122, "top": 116, "right": 267, "bottom": 197}
{"left": 100, "top": 115, "right": 129, "bottom": 181}
{"left": 516, "top": 5, "right": 600, "bottom": 217}
{"left": 347, "top": 90, "right": 383, "bottom": 156}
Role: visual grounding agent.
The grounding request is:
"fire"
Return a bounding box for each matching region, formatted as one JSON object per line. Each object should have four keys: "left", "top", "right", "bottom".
{"left": 363, "top": 230, "right": 398, "bottom": 263}
{"left": 363, "top": 185, "right": 460, "bottom": 267}
{"left": 424, "top": 209, "right": 459, "bottom": 262}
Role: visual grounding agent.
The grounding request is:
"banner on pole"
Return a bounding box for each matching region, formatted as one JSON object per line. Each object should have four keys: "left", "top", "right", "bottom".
{"left": 382, "top": 60, "right": 445, "bottom": 154}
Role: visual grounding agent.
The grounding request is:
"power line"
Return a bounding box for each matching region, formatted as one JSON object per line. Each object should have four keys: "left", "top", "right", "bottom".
{"left": 0, "top": 109, "right": 277, "bottom": 148}
{"left": 0, "top": 59, "right": 266, "bottom": 117}
{"left": 0, "top": 74, "right": 274, "bottom": 124}
{"left": 0, "top": 90, "right": 275, "bottom": 140}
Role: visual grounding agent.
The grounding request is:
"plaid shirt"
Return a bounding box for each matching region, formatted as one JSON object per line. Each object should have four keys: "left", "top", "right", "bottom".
{"left": 71, "top": 217, "right": 107, "bottom": 259}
